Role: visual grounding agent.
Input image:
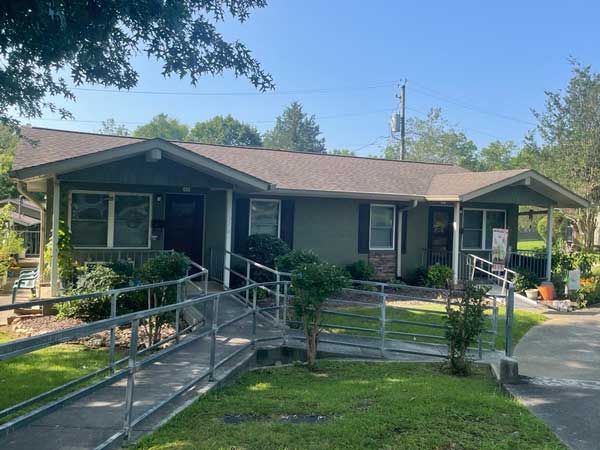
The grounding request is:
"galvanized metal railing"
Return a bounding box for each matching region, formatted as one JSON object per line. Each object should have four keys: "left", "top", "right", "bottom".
{"left": 0, "top": 277, "right": 288, "bottom": 447}
{"left": 71, "top": 249, "right": 174, "bottom": 269}
{"left": 467, "top": 253, "right": 517, "bottom": 295}
{"left": 0, "top": 263, "right": 209, "bottom": 426}
{"left": 223, "top": 250, "right": 509, "bottom": 360}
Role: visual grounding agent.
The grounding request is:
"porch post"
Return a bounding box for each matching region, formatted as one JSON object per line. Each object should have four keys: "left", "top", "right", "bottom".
{"left": 50, "top": 178, "right": 60, "bottom": 296}
{"left": 545, "top": 206, "right": 553, "bottom": 281}
{"left": 223, "top": 189, "right": 233, "bottom": 289}
{"left": 452, "top": 202, "right": 460, "bottom": 286}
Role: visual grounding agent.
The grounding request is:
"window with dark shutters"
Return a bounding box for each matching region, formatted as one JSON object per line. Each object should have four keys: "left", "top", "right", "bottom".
{"left": 280, "top": 199, "right": 295, "bottom": 249}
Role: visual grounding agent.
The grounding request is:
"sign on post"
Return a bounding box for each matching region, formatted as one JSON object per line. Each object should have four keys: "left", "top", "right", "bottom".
{"left": 491, "top": 228, "right": 509, "bottom": 272}
{"left": 568, "top": 269, "right": 581, "bottom": 291}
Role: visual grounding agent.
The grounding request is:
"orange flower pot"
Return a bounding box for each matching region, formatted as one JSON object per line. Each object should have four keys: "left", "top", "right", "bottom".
{"left": 537, "top": 282, "right": 556, "bottom": 301}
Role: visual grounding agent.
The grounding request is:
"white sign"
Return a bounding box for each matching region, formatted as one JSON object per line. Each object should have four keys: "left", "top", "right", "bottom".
{"left": 568, "top": 269, "right": 581, "bottom": 291}
{"left": 491, "top": 228, "right": 509, "bottom": 272}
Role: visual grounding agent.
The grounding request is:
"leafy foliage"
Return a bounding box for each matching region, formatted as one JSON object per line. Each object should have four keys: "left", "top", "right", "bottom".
{"left": 98, "top": 119, "right": 130, "bottom": 136}
{"left": 424, "top": 264, "right": 453, "bottom": 289}
{"left": 243, "top": 234, "right": 290, "bottom": 282}
{"left": 329, "top": 148, "right": 356, "bottom": 156}
{"left": 291, "top": 261, "right": 349, "bottom": 369}
{"left": 187, "top": 115, "right": 262, "bottom": 146}
{"left": 275, "top": 249, "right": 320, "bottom": 273}
{"left": 263, "top": 102, "right": 326, "bottom": 153}
{"left": 513, "top": 270, "right": 541, "bottom": 293}
{"left": 345, "top": 260, "right": 375, "bottom": 281}
{"left": 0, "top": 125, "right": 17, "bottom": 198}
{"left": 383, "top": 108, "right": 478, "bottom": 170}
{"left": 445, "top": 284, "right": 487, "bottom": 375}
{"left": 477, "top": 140, "right": 518, "bottom": 171}
{"left": 404, "top": 266, "right": 428, "bottom": 286}
{"left": 43, "top": 219, "right": 77, "bottom": 288}
{"left": 533, "top": 59, "right": 600, "bottom": 249}
{"left": 0, "top": 1, "right": 273, "bottom": 127}
{"left": 134, "top": 114, "right": 189, "bottom": 140}
{"left": 0, "top": 204, "right": 24, "bottom": 276}
{"left": 56, "top": 265, "right": 127, "bottom": 321}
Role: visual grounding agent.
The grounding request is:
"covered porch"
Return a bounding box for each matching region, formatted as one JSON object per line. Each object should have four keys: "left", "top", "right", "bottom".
{"left": 418, "top": 169, "right": 589, "bottom": 285}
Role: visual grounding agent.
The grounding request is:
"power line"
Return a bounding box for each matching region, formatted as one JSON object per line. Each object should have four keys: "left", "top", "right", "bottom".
{"left": 70, "top": 79, "right": 402, "bottom": 97}
{"left": 409, "top": 82, "right": 537, "bottom": 127}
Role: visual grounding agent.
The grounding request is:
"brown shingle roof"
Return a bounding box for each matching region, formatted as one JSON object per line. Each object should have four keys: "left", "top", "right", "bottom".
{"left": 14, "top": 127, "right": 470, "bottom": 197}
{"left": 427, "top": 169, "right": 530, "bottom": 197}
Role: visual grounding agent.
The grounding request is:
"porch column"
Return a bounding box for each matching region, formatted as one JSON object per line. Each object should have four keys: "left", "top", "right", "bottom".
{"left": 452, "top": 202, "right": 460, "bottom": 286}
{"left": 50, "top": 178, "right": 60, "bottom": 296}
{"left": 223, "top": 189, "right": 233, "bottom": 289}
{"left": 545, "top": 206, "right": 553, "bottom": 281}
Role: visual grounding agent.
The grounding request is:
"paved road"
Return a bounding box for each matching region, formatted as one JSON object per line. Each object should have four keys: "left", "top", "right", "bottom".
{"left": 511, "top": 309, "right": 600, "bottom": 450}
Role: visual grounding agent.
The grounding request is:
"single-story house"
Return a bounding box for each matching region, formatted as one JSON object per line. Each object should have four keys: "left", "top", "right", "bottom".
{"left": 11, "top": 127, "right": 589, "bottom": 295}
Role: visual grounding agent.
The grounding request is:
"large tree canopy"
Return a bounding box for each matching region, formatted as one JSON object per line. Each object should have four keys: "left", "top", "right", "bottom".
{"left": 383, "top": 108, "right": 479, "bottom": 170}
{"left": 0, "top": 0, "right": 274, "bottom": 127}
{"left": 533, "top": 59, "right": 600, "bottom": 248}
{"left": 478, "top": 140, "right": 517, "bottom": 171}
{"left": 0, "top": 125, "right": 17, "bottom": 198}
{"left": 263, "top": 102, "right": 326, "bottom": 153}
{"left": 188, "top": 115, "right": 262, "bottom": 146}
{"left": 134, "top": 114, "right": 189, "bottom": 140}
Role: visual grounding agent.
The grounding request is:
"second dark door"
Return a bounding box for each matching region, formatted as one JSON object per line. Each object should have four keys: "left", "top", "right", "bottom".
{"left": 164, "top": 194, "right": 204, "bottom": 264}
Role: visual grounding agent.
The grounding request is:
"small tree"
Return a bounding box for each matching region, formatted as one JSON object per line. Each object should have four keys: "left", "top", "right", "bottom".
{"left": 445, "top": 284, "right": 487, "bottom": 375}
{"left": 0, "top": 204, "right": 24, "bottom": 278}
{"left": 291, "top": 262, "right": 348, "bottom": 369}
{"left": 43, "top": 219, "right": 77, "bottom": 288}
{"left": 138, "top": 252, "right": 191, "bottom": 347}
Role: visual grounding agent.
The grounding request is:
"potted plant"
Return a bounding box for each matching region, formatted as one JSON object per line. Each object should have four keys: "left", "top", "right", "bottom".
{"left": 514, "top": 270, "right": 541, "bottom": 299}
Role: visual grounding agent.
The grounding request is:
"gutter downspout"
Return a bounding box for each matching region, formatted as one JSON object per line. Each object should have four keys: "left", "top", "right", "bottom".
{"left": 16, "top": 180, "right": 47, "bottom": 287}
{"left": 396, "top": 200, "right": 419, "bottom": 278}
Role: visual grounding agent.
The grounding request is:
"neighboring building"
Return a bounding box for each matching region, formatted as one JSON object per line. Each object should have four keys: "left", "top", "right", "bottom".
{"left": 0, "top": 197, "right": 41, "bottom": 256}
{"left": 11, "top": 127, "right": 589, "bottom": 294}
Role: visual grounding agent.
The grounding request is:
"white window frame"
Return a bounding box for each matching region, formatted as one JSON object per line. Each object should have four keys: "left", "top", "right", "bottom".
{"left": 461, "top": 208, "right": 506, "bottom": 251}
{"left": 68, "top": 190, "right": 153, "bottom": 250}
{"left": 248, "top": 198, "right": 281, "bottom": 238}
{"left": 369, "top": 204, "right": 396, "bottom": 251}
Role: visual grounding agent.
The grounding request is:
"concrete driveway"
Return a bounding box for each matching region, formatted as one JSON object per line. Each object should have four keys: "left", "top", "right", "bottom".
{"left": 509, "top": 308, "right": 600, "bottom": 450}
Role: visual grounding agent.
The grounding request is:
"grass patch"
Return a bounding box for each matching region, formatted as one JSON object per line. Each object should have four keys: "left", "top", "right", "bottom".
{"left": 517, "top": 240, "right": 545, "bottom": 251}
{"left": 0, "top": 329, "right": 115, "bottom": 417}
{"left": 136, "top": 361, "right": 565, "bottom": 450}
{"left": 320, "top": 304, "right": 546, "bottom": 351}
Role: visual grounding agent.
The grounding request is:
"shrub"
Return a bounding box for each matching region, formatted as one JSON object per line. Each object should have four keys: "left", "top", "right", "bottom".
{"left": 243, "top": 234, "right": 290, "bottom": 282}
{"left": 138, "top": 251, "right": 191, "bottom": 346}
{"left": 291, "top": 262, "right": 349, "bottom": 369}
{"left": 404, "top": 266, "right": 427, "bottom": 286}
{"left": 276, "top": 249, "right": 321, "bottom": 273}
{"left": 445, "top": 284, "right": 487, "bottom": 376}
{"left": 345, "top": 260, "right": 375, "bottom": 281}
{"left": 43, "top": 219, "right": 77, "bottom": 288}
{"left": 425, "top": 264, "right": 453, "bottom": 289}
{"left": 57, "top": 265, "right": 127, "bottom": 321}
{"left": 513, "top": 270, "right": 541, "bottom": 293}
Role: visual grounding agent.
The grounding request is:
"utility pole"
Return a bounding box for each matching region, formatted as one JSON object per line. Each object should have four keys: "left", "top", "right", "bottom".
{"left": 400, "top": 81, "right": 406, "bottom": 160}
{"left": 390, "top": 80, "right": 407, "bottom": 160}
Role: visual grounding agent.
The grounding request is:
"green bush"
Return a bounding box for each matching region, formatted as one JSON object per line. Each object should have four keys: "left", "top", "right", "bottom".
{"left": 291, "top": 262, "right": 349, "bottom": 369}
{"left": 425, "top": 264, "right": 453, "bottom": 289}
{"left": 445, "top": 283, "right": 487, "bottom": 375}
{"left": 56, "top": 265, "right": 127, "bottom": 321}
{"left": 345, "top": 260, "right": 375, "bottom": 281}
{"left": 243, "top": 234, "right": 290, "bottom": 282}
{"left": 404, "top": 266, "right": 427, "bottom": 286}
{"left": 513, "top": 270, "right": 541, "bottom": 293}
{"left": 276, "top": 249, "right": 321, "bottom": 273}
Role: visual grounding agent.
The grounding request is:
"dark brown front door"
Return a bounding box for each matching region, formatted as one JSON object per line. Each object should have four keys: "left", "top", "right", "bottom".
{"left": 164, "top": 194, "right": 204, "bottom": 264}
{"left": 428, "top": 206, "right": 453, "bottom": 265}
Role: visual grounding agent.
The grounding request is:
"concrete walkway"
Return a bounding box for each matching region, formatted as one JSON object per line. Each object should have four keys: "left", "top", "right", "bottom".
{"left": 509, "top": 308, "right": 600, "bottom": 450}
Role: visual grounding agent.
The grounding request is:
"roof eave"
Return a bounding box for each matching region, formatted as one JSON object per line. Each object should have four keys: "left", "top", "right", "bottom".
{"left": 261, "top": 188, "right": 426, "bottom": 202}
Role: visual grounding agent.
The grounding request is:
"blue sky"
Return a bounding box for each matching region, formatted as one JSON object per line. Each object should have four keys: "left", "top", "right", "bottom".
{"left": 23, "top": 0, "right": 600, "bottom": 156}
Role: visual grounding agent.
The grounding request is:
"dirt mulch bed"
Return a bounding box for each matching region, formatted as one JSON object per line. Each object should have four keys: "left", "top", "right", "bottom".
{"left": 8, "top": 315, "right": 177, "bottom": 349}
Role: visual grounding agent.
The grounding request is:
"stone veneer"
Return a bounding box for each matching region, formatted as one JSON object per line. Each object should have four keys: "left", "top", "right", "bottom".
{"left": 368, "top": 251, "right": 397, "bottom": 280}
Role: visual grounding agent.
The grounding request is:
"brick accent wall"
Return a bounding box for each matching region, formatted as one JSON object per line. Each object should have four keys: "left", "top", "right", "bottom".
{"left": 368, "top": 251, "right": 397, "bottom": 280}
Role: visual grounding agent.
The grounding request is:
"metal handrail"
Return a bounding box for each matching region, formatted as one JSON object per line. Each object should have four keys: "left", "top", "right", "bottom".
{"left": 0, "top": 263, "right": 209, "bottom": 313}
{"left": 467, "top": 253, "right": 516, "bottom": 294}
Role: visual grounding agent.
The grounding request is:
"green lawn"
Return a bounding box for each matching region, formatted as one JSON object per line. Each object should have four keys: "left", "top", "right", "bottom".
{"left": 136, "top": 361, "right": 565, "bottom": 450}
{"left": 0, "top": 330, "right": 113, "bottom": 418}
{"left": 320, "top": 304, "right": 546, "bottom": 351}
{"left": 517, "top": 239, "right": 546, "bottom": 251}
